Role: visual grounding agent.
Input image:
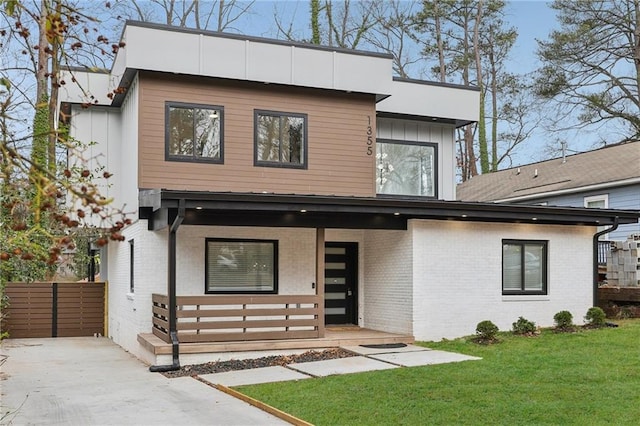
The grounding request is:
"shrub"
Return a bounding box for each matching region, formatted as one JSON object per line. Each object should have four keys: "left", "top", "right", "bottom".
{"left": 553, "top": 310, "right": 575, "bottom": 331}
{"left": 512, "top": 316, "right": 537, "bottom": 335}
{"left": 584, "top": 307, "right": 606, "bottom": 328}
{"left": 475, "top": 320, "right": 499, "bottom": 341}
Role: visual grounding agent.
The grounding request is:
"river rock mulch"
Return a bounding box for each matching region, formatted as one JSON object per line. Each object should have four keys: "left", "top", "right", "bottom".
{"left": 162, "top": 348, "right": 356, "bottom": 378}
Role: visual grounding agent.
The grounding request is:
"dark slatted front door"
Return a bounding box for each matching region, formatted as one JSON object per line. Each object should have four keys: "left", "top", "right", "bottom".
{"left": 324, "top": 242, "right": 358, "bottom": 325}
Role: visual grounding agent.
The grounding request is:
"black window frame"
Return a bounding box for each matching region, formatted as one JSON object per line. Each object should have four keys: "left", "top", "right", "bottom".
{"left": 205, "top": 238, "right": 279, "bottom": 294}
{"left": 254, "top": 109, "right": 308, "bottom": 169}
{"left": 165, "top": 101, "right": 224, "bottom": 164}
{"left": 502, "top": 239, "right": 548, "bottom": 295}
{"left": 129, "top": 239, "right": 134, "bottom": 294}
{"left": 376, "top": 138, "right": 439, "bottom": 199}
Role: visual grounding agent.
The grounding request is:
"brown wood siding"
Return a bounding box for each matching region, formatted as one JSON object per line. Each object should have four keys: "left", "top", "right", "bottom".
{"left": 138, "top": 72, "right": 377, "bottom": 197}
{"left": 2, "top": 282, "right": 105, "bottom": 338}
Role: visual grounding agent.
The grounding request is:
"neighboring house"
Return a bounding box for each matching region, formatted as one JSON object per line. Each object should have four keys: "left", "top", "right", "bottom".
{"left": 457, "top": 141, "right": 640, "bottom": 241}
{"left": 60, "top": 21, "right": 638, "bottom": 367}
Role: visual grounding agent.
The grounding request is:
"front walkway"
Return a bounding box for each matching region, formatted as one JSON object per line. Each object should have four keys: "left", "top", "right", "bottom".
{"left": 198, "top": 344, "right": 481, "bottom": 386}
{"left": 0, "top": 338, "right": 287, "bottom": 425}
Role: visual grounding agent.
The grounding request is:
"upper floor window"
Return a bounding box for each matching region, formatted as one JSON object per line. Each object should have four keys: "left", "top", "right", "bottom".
{"left": 255, "top": 110, "right": 307, "bottom": 168}
{"left": 584, "top": 194, "right": 608, "bottom": 209}
{"left": 376, "top": 139, "right": 437, "bottom": 197}
{"left": 205, "top": 238, "right": 278, "bottom": 294}
{"left": 502, "top": 240, "right": 548, "bottom": 295}
{"left": 166, "top": 102, "right": 223, "bottom": 163}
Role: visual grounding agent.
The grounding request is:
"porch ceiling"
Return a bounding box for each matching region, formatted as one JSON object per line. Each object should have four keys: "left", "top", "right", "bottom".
{"left": 139, "top": 189, "right": 639, "bottom": 231}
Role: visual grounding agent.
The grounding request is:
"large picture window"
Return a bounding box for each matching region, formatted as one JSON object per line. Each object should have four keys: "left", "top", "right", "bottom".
{"left": 205, "top": 238, "right": 278, "bottom": 294}
{"left": 376, "top": 140, "right": 437, "bottom": 197}
{"left": 166, "top": 102, "right": 223, "bottom": 163}
{"left": 255, "top": 110, "right": 307, "bottom": 168}
{"left": 502, "top": 240, "right": 548, "bottom": 295}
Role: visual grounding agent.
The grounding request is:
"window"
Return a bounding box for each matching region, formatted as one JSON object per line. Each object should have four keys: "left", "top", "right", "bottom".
{"left": 502, "top": 240, "right": 548, "bottom": 295}
{"left": 376, "top": 139, "right": 437, "bottom": 197}
{"left": 166, "top": 102, "right": 223, "bottom": 163}
{"left": 255, "top": 110, "right": 307, "bottom": 168}
{"left": 129, "top": 239, "right": 134, "bottom": 294}
{"left": 584, "top": 194, "right": 608, "bottom": 209}
{"left": 205, "top": 238, "right": 278, "bottom": 294}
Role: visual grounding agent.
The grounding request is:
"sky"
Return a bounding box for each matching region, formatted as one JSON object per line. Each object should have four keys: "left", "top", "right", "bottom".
{"left": 237, "top": 0, "right": 566, "bottom": 167}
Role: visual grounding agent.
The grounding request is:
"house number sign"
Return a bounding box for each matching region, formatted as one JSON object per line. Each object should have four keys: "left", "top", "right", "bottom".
{"left": 366, "top": 116, "right": 374, "bottom": 156}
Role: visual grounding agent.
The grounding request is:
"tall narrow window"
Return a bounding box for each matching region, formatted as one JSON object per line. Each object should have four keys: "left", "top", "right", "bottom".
{"left": 129, "top": 239, "right": 134, "bottom": 294}
{"left": 376, "top": 139, "right": 437, "bottom": 197}
{"left": 205, "top": 238, "right": 278, "bottom": 294}
{"left": 255, "top": 110, "right": 307, "bottom": 168}
{"left": 166, "top": 102, "right": 223, "bottom": 163}
{"left": 503, "top": 240, "right": 548, "bottom": 295}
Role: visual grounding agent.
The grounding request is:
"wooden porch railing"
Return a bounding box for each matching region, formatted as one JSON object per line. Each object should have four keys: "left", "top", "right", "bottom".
{"left": 152, "top": 293, "right": 322, "bottom": 343}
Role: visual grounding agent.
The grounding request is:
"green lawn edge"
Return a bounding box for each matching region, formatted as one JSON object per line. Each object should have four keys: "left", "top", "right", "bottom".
{"left": 236, "top": 320, "right": 640, "bottom": 425}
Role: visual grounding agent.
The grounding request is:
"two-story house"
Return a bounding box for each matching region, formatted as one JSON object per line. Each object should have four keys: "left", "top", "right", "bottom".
{"left": 61, "top": 22, "right": 638, "bottom": 368}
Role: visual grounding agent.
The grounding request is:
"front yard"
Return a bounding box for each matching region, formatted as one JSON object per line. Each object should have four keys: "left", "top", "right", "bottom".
{"left": 237, "top": 319, "right": 640, "bottom": 425}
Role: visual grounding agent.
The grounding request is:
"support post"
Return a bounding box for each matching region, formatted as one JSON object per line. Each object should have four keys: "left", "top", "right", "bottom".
{"left": 150, "top": 199, "right": 185, "bottom": 372}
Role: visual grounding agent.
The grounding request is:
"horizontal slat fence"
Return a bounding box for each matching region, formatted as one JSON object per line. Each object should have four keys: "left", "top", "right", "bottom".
{"left": 152, "top": 293, "right": 321, "bottom": 343}
{"left": 2, "top": 282, "right": 105, "bottom": 338}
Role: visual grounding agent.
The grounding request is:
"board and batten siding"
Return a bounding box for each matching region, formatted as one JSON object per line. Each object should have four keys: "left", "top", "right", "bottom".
{"left": 137, "top": 71, "right": 377, "bottom": 197}
{"left": 376, "top": 117, "right": 457, "bottom": 200}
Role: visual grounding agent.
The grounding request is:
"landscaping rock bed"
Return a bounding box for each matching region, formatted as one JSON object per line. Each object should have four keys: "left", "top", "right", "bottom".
{"left": 162, "top": 348, "right": 356, "bottom": 378}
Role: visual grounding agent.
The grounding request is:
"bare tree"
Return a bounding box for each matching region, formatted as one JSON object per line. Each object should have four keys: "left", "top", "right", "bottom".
{"left": 536, "top": 0, "right": 640, "bottom": 142}
{"left": 121, "top": 0, "right": 254, "bottom": 31}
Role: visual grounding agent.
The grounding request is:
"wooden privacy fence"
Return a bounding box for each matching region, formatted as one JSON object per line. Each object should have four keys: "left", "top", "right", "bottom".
{"left": 2, "top": 282, "right": 106, "bottom": 338}
{"left": 152, "top": 293, "right": 322, "bottom": 343}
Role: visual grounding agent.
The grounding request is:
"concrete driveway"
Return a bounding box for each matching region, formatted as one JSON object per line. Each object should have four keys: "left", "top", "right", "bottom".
{"left": 0, "top": 337, "right": 288, "bottom": 425}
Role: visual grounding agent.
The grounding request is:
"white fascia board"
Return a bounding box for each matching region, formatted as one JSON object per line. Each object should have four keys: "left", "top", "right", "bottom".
{"left": 377, "top": 80, "right": 479, "bottom": 123}
{"left": 59, "top": 70, "right": 113, "bottom": 106}
{"left": 115, "top": 24, "right": 393, "bottom": 96}
{"left": 494, "top": 177, "right": 640, "bottom": 203}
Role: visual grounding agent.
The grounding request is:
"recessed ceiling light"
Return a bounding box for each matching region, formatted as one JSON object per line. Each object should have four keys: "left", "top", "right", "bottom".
{"left": 532, "top": 217, "right": 538, "bottom": 221}
{"left": 393, "top": 212, "right": 400, "bottom": 216}
{"left": 300, "top": 209, "right": 307, "bottom": 213}
{"left": 195, "top": 206, "right": 203, "bottom": 210}
{"left": 461, "top": 214, "right": 468, "bottom": 218}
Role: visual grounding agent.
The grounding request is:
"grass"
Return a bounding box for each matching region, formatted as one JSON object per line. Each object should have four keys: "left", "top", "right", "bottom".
{"left": 236, "top": 320, "right": 640, "bottom": 425}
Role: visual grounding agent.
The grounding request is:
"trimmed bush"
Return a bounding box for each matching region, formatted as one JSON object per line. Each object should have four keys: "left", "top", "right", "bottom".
{"left": 475, "top": 320, "right": 499, "bottom": 341}
{"left": 584, "top": 307, "right": 606, "bottom": 328}
{"left": 512, "top": 316, "right": 537, "bottom": 335}
{"left": 553, "top": 310, "right": 575, "bottom": 331}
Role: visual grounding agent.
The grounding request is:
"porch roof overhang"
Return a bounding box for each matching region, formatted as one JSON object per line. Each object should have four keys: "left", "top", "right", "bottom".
{"left": 139, "top": 190, "right": 640, "bottom": 231}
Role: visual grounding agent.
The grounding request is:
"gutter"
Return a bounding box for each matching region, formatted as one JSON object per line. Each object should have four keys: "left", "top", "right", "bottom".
{"left": 150, "top": 199, "right": 185, "bottom": 372}
{"left": 593, "top": 216, "right": 619, "bottom": 308}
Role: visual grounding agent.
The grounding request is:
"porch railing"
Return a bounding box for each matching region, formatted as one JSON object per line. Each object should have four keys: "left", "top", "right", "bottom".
{"left": 152, "top": 293, "right": 322, "bottom": 343}
{"left": 598, "top": 240, "right": 612, "bottom": 265}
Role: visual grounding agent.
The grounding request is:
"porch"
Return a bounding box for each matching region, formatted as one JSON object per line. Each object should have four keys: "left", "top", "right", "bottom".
{"left": 141, "top": 293, "right": 413, "bottom": 360}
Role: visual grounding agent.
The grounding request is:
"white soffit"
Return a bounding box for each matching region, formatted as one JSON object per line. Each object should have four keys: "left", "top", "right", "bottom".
{"left": 377, "top": 80, "right": 480, "bottom": 123}
{"left": 110, "top": 23, "right": 393, "bottom": 96}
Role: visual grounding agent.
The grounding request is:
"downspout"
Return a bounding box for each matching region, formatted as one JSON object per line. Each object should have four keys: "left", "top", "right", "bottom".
{"left": 150, "top": 199, "right": 185, "bottom": 372}
{"left": 593, "top": 216, "right": 618, "bottom": 308}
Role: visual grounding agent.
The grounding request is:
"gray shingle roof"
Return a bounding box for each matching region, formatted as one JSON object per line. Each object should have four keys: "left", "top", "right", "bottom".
{"left": 457, "top": 141, "right": 640, "bottom": 202}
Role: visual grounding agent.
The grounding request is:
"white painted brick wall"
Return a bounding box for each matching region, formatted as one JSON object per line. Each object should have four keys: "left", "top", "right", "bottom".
{"left": 109, "top": 219, "right": 596, "bottom": 359}
{"left": 107, "top": 220, "right": 167, "bottom": 358}
{"left": 410, "top": 220, "right": 594, "bottom": 341}
{"left": 363, "top": 229, "right": 413, "bottom": 334}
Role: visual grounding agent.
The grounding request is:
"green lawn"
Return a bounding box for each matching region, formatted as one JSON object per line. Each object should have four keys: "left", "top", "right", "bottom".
{"left": 237, "top": 320, "right": 640, "bottom": 425}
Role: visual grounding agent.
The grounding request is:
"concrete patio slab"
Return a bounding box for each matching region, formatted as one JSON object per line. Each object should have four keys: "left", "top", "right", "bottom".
{"left": 342, "top": 344, "right": 431, "bottom": 355}
{"left": 200, "top": 366, "right": 311, "bottom": 387}
{"left": 288, "top": 356, "right": 398, "bottom": 377}
{"left": 369, "top": 349, "right": 482, "bottom": 367}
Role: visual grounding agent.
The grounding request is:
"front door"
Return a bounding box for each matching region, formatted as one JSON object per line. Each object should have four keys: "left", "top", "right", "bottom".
{"left": 324, "top": 242, "right": 358, "bottom": 325}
